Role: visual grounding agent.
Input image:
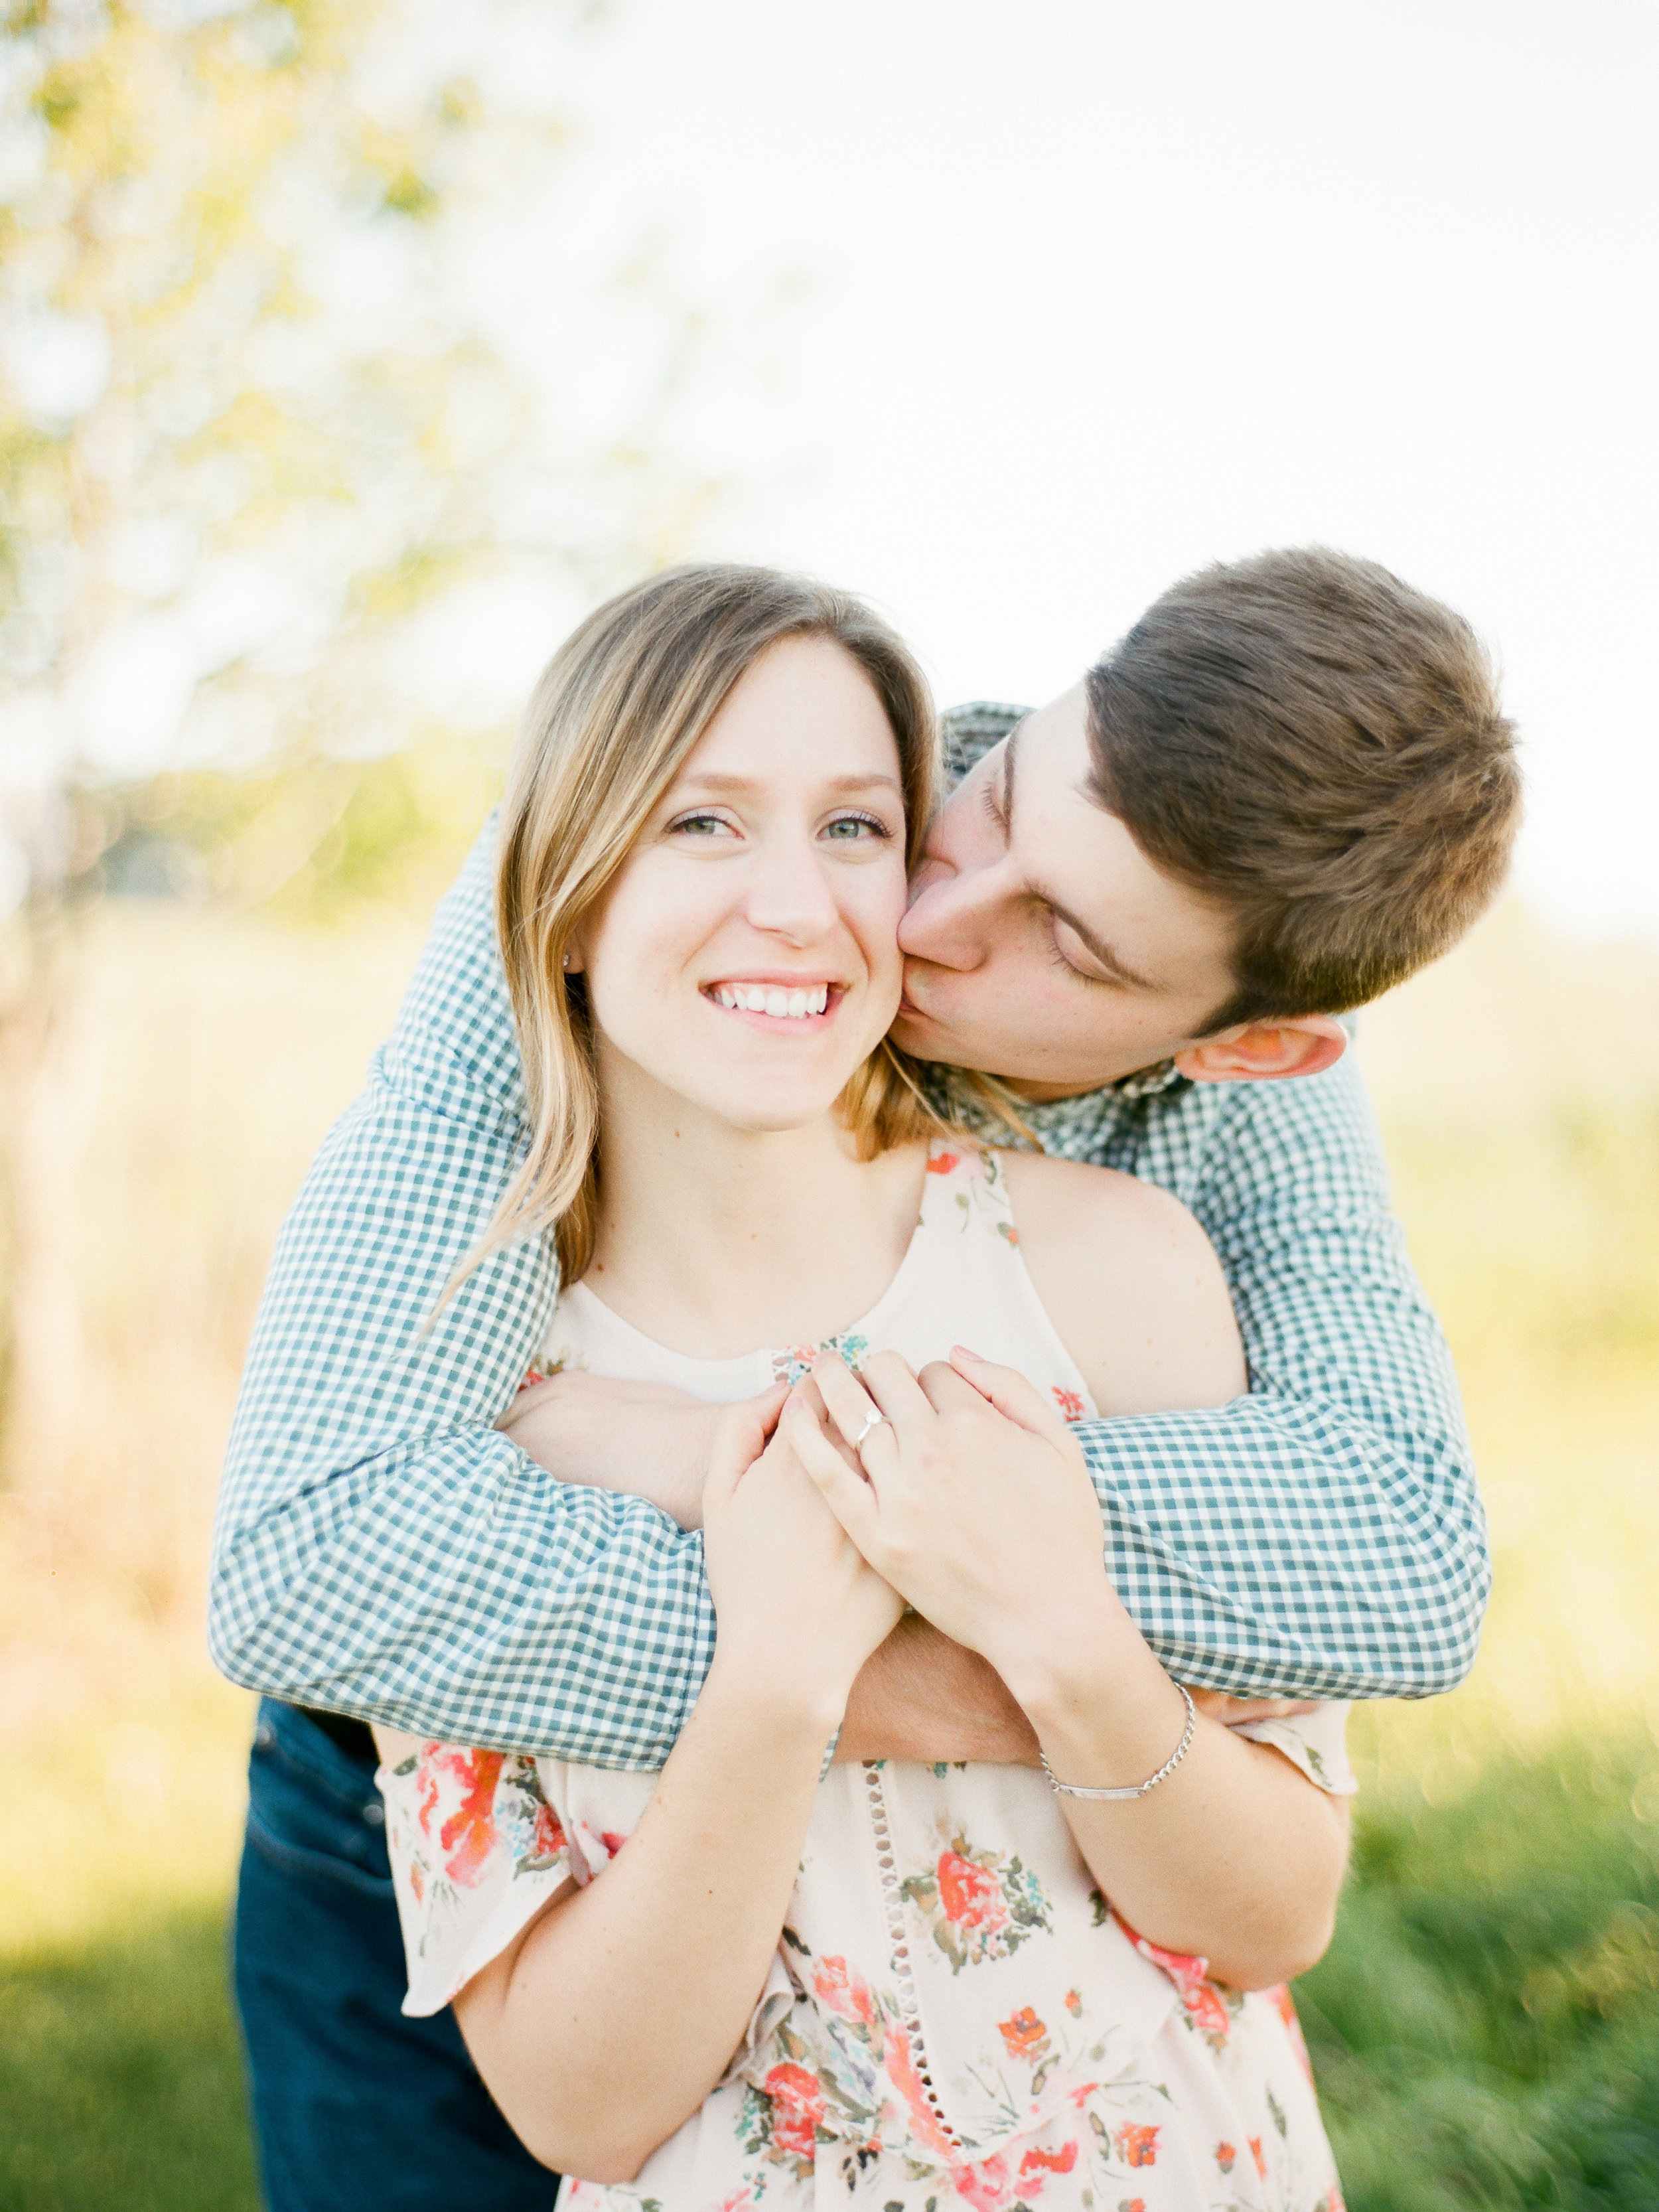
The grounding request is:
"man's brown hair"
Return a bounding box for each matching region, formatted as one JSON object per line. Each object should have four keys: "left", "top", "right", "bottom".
{"left": 1083, "top": 546, "right": 1521, "bottom": 1031}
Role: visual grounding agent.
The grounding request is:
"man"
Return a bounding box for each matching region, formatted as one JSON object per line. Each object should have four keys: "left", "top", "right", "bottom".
{"left": 213, "top": 546, "right": 1518, "bottom": 2209}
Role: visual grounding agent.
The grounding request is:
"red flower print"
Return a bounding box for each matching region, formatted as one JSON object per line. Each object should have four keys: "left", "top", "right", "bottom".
{"left": 1017, "top": 2142, "right": 1078, "bottom": 2184}
{"left": 415, "top": 1755, "right": 441, "bottom": 1838}
{"left": 1250, "top": 2135, "right": 1268, "bottom": 2179}
{"left": 408, "top": 1859, "right": 425, "bottom": 1903}
{"left": 762, "top": 2061, "right": 825, "bottom": 2162}
{"left": 938, "top": 1849, "right": 1010, "bottom": 1935}
{"left": 599, "top": 1831, "right": 628, "bottom": 1858}
{"left": 1114, "top": 2123, "right": 1159, "bottom": 2169}
{"left": 1051, "top": 1385, "right": 1086, "bottom": 1422}
{"left": 1216, "top": 2140, "right": 1236, "bottom": 2172}
{"left": 1267, "top": 1979, "right": 1316, "bottom": 2082}
{"left": 1184, "top": 1979, "right": 1234, "bottom": 2040}
{"left": 881, "top": 2023, "right": 956, "bottom": 2163}
{"left": 997, "top": 2006, "right": 1047, "bottom": 2056}
{"left": 925, "top": 1151, "right": 961, "bottom": 1175}
{"left": 952, "top": 2152, "right": 1015, "bottom": 2212}
{"left": 516, "top": 1364, "right": 548, "bottom": 1394}
{"left": 813, "top": 1955, "right": 878, "bottom": 2028}
{"left": 1122, "top": 2202, "right": 1146, "bottom": 2212}
{"left": 1114, "top": 1911, "right": 1231, "bottom": 2044}
{"left": 435, "top": 1749, "right": 505, "bottom": 1888}
{"left": 1064, "top": 1986, "right": 1082, "bottom": 2016}
{"left": 527, "top": 1801, "right": 566, "bottom": 1864}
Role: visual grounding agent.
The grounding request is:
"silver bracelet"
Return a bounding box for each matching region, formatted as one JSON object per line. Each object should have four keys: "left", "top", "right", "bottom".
{"left": 1040, "top": 1684, "right": 1196, "bottom": 1802}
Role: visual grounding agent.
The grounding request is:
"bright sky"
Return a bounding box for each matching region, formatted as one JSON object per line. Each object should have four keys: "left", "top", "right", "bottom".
{"left": 531, "top": 0, "right": 1658, "bottom": 943}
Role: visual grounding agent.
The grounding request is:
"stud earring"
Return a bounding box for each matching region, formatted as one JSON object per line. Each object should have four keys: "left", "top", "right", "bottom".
{"left": 562, "top": 953, "right": 570, "bottom": 970}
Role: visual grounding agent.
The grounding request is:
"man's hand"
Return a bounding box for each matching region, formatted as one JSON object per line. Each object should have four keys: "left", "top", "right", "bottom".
{"left": 497, "top": 1372, "right": 727, "bottom": 1529}
{"left": 1188, "top": 1689, "right": 1321, "bottom": 1726}
{"left": 835, "top": 1614, "right": 1043, "bottom": 1765}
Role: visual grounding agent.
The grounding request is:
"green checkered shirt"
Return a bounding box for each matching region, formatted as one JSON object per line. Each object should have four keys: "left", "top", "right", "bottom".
{"left": 208, "top": 705, "right": 1488, "bottom": 1751}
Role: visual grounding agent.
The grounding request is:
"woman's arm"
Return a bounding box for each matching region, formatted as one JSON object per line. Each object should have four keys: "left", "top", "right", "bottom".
{"left": 453, "top": 1400, "right": 902, "bottom": 2181}
{"left": 975, "top": 1501, "right": 1350, "bottom": 1987}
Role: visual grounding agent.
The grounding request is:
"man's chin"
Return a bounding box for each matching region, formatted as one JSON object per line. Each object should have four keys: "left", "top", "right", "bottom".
{"left": 889, "top": 1005, "right": 976, "bottom": 1070}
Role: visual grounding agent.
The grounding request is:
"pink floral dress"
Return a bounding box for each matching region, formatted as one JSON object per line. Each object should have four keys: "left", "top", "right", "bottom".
{"left": 378, "top": 1143, "right": 1354, "bottom": 2212}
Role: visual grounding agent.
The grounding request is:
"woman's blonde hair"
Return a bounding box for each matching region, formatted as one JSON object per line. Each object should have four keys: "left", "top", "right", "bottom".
{"left": 474, "top": 563, "right": 944, "bottom": 1287}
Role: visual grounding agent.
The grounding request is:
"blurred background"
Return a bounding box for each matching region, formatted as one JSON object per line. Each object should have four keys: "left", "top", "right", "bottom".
{"left": 1, "top": 3, "right": 1656, "bottom": 2207}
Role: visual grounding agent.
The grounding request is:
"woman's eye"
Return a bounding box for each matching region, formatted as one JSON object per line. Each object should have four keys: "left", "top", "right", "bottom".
{"left": 822, "top": 812, "right": 892, "bottom": 842}
{"left": 668, "top": 812, "right": 737, "bottom": 839}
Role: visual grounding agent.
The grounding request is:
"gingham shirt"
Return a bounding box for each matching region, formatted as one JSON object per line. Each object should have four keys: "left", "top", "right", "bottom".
{"left": 208, "top": 705, "right": 1489, "bottom": 1753}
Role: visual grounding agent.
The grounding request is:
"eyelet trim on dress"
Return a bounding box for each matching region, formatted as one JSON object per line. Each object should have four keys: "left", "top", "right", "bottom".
{"left": 863, "top": 1759, "right": 962, "bottom": 2152}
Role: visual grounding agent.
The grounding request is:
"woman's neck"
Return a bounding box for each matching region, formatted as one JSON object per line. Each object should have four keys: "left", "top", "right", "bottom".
{"left": 583, "top": 1062, "right": 927, "bottom": 1360}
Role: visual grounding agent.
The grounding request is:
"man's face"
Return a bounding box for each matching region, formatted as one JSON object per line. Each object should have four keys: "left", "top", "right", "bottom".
{"left": 891, "top": 684, "right": 1241, "bottom": 1098}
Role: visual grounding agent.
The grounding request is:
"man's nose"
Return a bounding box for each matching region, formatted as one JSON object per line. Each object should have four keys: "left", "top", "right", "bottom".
{"left": 899, "top": 855, "right": 1011, "bottom": 968}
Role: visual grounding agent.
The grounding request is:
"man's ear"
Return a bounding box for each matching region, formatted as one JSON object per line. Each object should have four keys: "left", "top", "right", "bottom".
{"left": 1174, "top": 1014, "right": 1348, "bottom": 1085}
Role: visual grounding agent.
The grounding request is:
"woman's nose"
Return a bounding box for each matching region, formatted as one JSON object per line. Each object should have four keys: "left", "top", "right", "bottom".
{"left": 742, "top": 835, "right": 841, "bottom": 943}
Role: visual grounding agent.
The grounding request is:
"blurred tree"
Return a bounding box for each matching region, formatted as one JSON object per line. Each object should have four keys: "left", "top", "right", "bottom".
{"left": 0, "top": 0, "right": 710, "bottom": 912}
{"left": 0, "top": 0, "right": 714, "bottom": 1483}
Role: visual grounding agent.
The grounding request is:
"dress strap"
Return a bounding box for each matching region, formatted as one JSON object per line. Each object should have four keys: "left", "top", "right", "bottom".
{"left": 916, "top": 1140, "right": 1021, "bottom": 1245}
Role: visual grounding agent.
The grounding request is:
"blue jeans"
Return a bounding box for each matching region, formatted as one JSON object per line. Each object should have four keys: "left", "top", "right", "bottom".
{"left": 233, "top": 1698, "right": 557, "bottom": 2211}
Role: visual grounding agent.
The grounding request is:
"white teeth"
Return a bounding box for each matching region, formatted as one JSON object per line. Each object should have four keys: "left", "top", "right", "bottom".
{"left": 710, "top": 983, "right": 832, "bottom": 1018}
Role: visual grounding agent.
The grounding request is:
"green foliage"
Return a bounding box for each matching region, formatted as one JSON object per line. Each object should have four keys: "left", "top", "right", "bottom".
{"left": 1303, "top": 1737, "right": 1659, "bottom": 2209}
{"left": 1, "top": 0, "right": 701, "bottom": 901}
{"left": 75, "top": 729, "right": 506, "bottom": 919}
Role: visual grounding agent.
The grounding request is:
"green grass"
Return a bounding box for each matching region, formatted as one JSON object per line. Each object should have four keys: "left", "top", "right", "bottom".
{"left": 0, "top": 1905, "right": 259, "bottom": 2212}
{"left": 1303, "top": 1733, "right": 1659, "bottom": 2209}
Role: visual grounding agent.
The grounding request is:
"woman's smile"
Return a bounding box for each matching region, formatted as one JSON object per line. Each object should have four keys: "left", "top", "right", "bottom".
{"left": 703, "top": 977, "right": 841, "bottom": 1025}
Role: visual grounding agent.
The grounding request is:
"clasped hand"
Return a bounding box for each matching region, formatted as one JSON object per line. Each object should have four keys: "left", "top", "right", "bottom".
{"left": 784, "top": 1347, "right": 1129, "bottom": 1696}
{"left": 698, "top": 1382, "right": 904, "bottom": 1718}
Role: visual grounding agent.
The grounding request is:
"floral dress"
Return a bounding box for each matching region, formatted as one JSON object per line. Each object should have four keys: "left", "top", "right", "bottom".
{"left": 378, "top": 1143, "right": 1354, "bottom": 2212}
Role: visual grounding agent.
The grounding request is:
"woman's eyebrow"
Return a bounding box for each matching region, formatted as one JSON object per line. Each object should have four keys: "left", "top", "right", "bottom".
{"left": 672, "top": 771, "right": 902, "bottom": 794}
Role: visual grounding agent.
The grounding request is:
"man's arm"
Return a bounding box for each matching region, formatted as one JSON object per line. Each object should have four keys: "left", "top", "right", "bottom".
{"left": 208, "top": 821, "right": 715, "bottom": 1762}
{"left": 1072, "top": 1051, "right": 1488, "bottom": 1699}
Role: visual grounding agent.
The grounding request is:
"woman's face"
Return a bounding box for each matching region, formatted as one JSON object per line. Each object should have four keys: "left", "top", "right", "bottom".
{"left": 575, "top": 633, "right": 910, "bottom": 1136}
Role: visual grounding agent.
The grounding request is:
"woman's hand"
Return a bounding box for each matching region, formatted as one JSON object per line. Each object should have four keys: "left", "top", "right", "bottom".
{"left": 702, "top": 1380, "right": 904, "bottom": 1730}
{"left": 792, "top": 1347, "right": 1131, "bottom": 1698}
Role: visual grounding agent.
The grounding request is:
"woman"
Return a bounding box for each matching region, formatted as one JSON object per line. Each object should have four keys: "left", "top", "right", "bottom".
{"left": 374, "top": 565, "right": 1352, "bottom": 2211}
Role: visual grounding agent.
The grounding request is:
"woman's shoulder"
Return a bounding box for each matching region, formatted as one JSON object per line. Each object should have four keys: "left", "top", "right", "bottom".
{"left": 995, "top": 1145, "right": 1209, "bottom": 1252}
{"left": 994, "top": 1149, "right": 1247, "bottom": 1418}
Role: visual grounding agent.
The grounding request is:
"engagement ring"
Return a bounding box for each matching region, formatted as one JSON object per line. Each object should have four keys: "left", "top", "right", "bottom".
{"left": 852, "top": 1408, "right": 887, "bottom": 1450}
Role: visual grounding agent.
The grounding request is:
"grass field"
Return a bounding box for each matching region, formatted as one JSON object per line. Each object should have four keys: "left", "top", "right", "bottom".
{"left": 2, "top": 894, "right": 1656, "bottom": 2211}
